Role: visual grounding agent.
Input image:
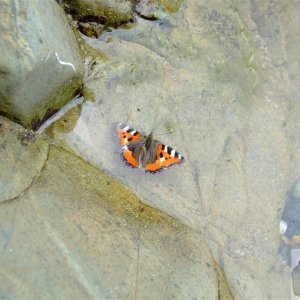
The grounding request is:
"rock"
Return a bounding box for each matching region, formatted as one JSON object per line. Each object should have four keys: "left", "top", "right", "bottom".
{"left": 281, "top": 181, "right": 300, "bottom": 240}
{"left": 0, "top": 0, "right": 292, "bottom": 297}
{"left": 292, "top": 263, "right": 300, "bottom": 296}
{"left": 55, "top": 0, "right": 294, "bottom": 297}
{"left": 0, "top": 116, "right": 49, "bottom": 203}
{"left": 62, "top": 0, "right": 134, "bottom": 25}
{"left": 0, "top": 0, "right": 83, "bottom": 128}
{"left": 280, "top": 220, "right": 288, "bottom": 235}
{"left": 135, "top": 0, "right": 183, "bottom": 20}
{"left": 0, "top": 134, "right": 231, "bottom": 298}
{"left": 135, "top": 0, "right": 169, "bottom": 20}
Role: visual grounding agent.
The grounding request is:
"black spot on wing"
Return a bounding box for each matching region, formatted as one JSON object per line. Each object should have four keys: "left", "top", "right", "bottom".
{"left": 133, "top": 131, "right": 139, "bottom": 136}
{"left": 127, "top": 128, "right": 134, "bottom": 133}
{"left": 167, "top": 146, "right": 172, "bottom": 155}
{"left": 159, "top": 152, "right": 163, "bottom": 158}
{"left": 128, "top": 137, "right": 133, "bottom": 142}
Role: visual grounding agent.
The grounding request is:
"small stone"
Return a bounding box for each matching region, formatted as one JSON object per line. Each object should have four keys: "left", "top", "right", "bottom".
{"left": 279, "top": 220, "right": 288, "bottom": 235}
{"left": 292, "top": 263, "right": 300, "bottom": 296}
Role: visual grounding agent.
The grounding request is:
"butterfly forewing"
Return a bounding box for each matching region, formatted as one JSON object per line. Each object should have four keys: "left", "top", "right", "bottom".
{"left": 144, "top": 144, "right": 184, "bottom": 172}
{"left": 117, "top": 124, "right": 143, "bottom": 145}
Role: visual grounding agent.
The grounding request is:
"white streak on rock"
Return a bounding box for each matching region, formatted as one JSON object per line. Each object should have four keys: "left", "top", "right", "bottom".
{"left": 55, "top": 52, "right": 76, "bottom": 73}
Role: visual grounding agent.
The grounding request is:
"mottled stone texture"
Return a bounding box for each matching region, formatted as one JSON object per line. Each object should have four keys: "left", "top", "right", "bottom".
{"left": 1, "top": 0, "right": 299, "bottom": 297}
{"left": 0, "top": 126, "right": 232, "bottom": 299}
{"left": 57, "top": 0, "right": 296, "bottom": 297}
{"left": 62, "top": 0, "right": 134, "bottom": 25}
{"left": 0, "top": 0, "right": 83, "bottom": 128}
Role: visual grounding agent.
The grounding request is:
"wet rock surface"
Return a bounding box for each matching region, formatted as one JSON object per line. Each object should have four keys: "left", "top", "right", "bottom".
{"left": 1, "top": 0, "right": 299, "bottom": 298}
{"left": 0, "top": 0, "right": 83, "bottom": 128}
{"left": 51, "top": 0, "right": 296, "bottom": 297}
{"left": 0, "top": 128, "right": 232, "bottom": 299}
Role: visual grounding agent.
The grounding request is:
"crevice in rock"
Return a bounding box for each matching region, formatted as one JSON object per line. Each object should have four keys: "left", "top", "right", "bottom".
{"left": 213, "top": 258, "right": 235, "bottom": 300}
{"left": 134, "top": 203, "right": 142, "bottom": 299}
{"left": 134, "top": 10, "right": 160, "bottom": 21}
{"left": 178, "top": 126, "right": 206, "bottom": 215}
{"left": 31, "top": 108, "right": 59, "bottom": 131}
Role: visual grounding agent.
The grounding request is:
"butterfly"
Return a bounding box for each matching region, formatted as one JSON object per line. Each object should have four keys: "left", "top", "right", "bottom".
{"left": 117, "top": 124, "right": 184, "bottom": 173}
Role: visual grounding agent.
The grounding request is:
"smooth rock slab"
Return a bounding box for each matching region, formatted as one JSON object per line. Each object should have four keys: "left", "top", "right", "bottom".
{"left": 0, "top": 141, "right": 232, "bottom": 299}
{"left": 0, "top": 0, "right": 83, "bottom": 128}
{"left": 58, "top": 0, "right": 293, "bottom": 297}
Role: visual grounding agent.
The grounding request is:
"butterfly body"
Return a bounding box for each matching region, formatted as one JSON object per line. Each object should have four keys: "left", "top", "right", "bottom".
{"left": 117, "top": 124, "right": 184, "bottom": 173}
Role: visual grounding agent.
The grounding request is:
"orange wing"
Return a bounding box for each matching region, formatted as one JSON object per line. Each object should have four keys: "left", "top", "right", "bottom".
{"left": 145, "top": 144, "right": 184, "bottom": 172}
{"left": 122, "top": 146, "right": 139, "bottom": 168}
{"left": 117, "top": 124, "right": 142, "bottom": 146}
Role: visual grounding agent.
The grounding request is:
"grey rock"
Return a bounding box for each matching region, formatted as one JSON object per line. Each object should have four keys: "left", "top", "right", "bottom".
{"left": 0, "top": 116, "right": 49, "bottom": 203}
{"left": 135, "top": 0, "right": 183, "bottom": 20}
{"left": 0, "top": 0, "right": 83, "bottom": 128}
{"left": 292, "top": 264, "right": 300, "bottom": 297}
{"left": 1, "top": 0, "right": 296, "bottom": 297}
{"left": 0, "top": 131, "right": 231, "bottom": 299}
{"left": 135, "top": 0, "right": 169, "bottom": 20}
{"left": 58, "top": 0, "right": 294, "bottom": 297}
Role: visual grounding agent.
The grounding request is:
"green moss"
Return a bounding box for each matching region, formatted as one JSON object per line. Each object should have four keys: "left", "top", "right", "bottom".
{"left": 62, "top": 0, "right": 134, "bottom": 27}
{"left": 28, "top": 75, "right": 84, "bottom": 130}
{"left": 160, "top": 0, "right": 184, "bottom": 13}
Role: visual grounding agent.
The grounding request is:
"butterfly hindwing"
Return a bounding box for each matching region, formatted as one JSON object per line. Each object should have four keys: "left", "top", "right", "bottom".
{"left": 122, "top": 145, "right": 139, "bottom": 168}
{"left": 145, "top": 144, "right": 184, "bottom": 173}
{"left": 117, "top": 124, "right": 143, "bottom": 146}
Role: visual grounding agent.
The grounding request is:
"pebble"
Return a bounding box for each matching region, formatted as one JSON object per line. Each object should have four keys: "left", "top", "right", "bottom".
{"left": 279, "top": 220, "right": 288, "bottom": 235}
